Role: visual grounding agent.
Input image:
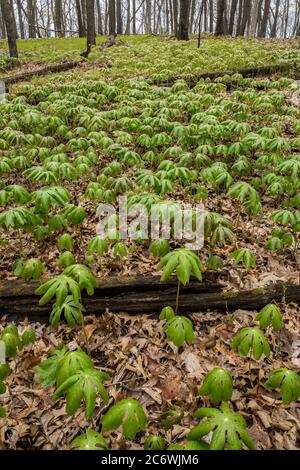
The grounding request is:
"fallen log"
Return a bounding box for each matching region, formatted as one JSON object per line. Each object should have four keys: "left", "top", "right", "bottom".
{"left": 0, "top": 276, "right": 299, "bottom": 317}
{"left": 151, "top": 62, "right": 298, "bottom": 87}
{"left": 3, "top": 61, "right": 81, "bottom": 89}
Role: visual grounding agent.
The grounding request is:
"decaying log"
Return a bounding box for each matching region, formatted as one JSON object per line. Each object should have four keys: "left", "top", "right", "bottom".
{"left": 151, "top": 63, "right": 298, "bottom": 87}
{"left": 0, "top": 275, "right": 299, "bottom": 317}
{"left": 3, "top": 61, "right": 81, "bottom": 89}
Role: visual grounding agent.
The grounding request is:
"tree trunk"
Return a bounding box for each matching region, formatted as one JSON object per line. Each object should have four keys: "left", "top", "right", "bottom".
{"left": 145, "top": 0, "right": 151, "bottom": 34}
{"left": 0, "top": 0, "right": 18, "bottom": 57}
{"left": 240, "top": 0, "right": 251, "bottom": 36}
{"left": 125, "top": 0, "right": 130, "bottom": 34}
{"left": 270, "top": 0, "right": 280, "bottom": 38}
{"left": 228, "top": 0, "right": 238, "bottom": 35}
{"left": 132, "top": 0, "right": 136, "bottom": 33}
{"left": 189, "top": 0, "right": 196, "bottom": 33}
{"left": 215, "top": 0, "right": 227, "bottom": 35}
{"left": 177, "top": 0, "right": 190, "bottom": 40}
{"left": 86, "top": 0, "right": 96, "bottom": 47}
{"left": 76, "top": 0, "right": 85, "bottom": 37}
{"left": 96, "top": 0, "right": 103, "bottom": 34}
{"left": 16, "top": 0, "right": 24, "bottom": 38}
{"left": 54, "top": 0, "right": 64, "bottom": 37}
{"left": 27, "top": 0, "right": 36, "bottom": 38}
{"left": 173, "top": 0, "right": 178, "bottom": 36}
{"left": 109, "top": 0, "right": 116, "bottom": 36}
{"left": 249, "top": 0, "right": 259, "bottom": 37}
{"left": 116, "top": 0, "right": 122, "bottom": 34}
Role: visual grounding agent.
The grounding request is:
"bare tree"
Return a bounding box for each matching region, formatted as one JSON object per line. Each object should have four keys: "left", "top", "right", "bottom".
{"left": 109, "top": 0, "right": 115, "bottom": 35}
{"left": 54, "top": 0, "right": 64, "bottom": 37}
{"left": 270, "top": 0, "right": 280, "bottom": 38}
{"left": 86, "top": 0, "right": 96, "bottom": 47}
{"left": 0, "top": 0, "right": 18, "bottom": 57}
{"left": 259, "top": 0, "right": 271, "bottom": 37}
{"left": 249, "top": 0, "right": 260, "bottom": 37}
{"left": 116, "top": 0, "right": 122, "bottom": 33}
{"left": 215, "top": 0, "right": 227, "bottom": 35}
{"left": 177, "top": 0, "right": 190, "bottom": 40}
{"left": 229, "top": 0, "right": 238, "bottom": 35}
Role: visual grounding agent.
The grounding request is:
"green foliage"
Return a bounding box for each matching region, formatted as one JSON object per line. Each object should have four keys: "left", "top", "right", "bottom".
{"left": 70, "top": 430, "right": 109, "bottom": 450}
{"left": 160, "top": 405, "right": 184, "bottom": 430}
{"left": 59, "top": 233, "right": 74, "bottom": 251}
{"left": 207, "top": 255, "right": 224, "bottom": 270}
{"left": 255, "top": 304, "right": 283, "bottom": 331}
{"left": 31, "top": 186, "right": 70, "bottom": 213}
{"left": 231, "top": 248, "right": 256, "bottom": 271}
{"left": 0, "top": 325, "right": 35, "bottom": 357}
{"left": 63, "top": 264, "right": 97, "bottom": 295}
{"left": 50, "top": 295, "right": 85, "bottom": 328}
{"left": 164, "top": 316, "right": 194, "bottom": 348}
{"left": 159, "top": 306, "right": 175, "bottom": 321}
{"left": 101, "top": 399, "right": 147, "bottom": 439}
{"left": 35, "top": 274, "right": 81, "bottom": 306}
{"left": 52, "top": 368, "right": 110, "bottom": 419}
{"left": 58, "top": 251, "right": 75, "bottom": 267}
{"left": 157, "top": 248, "right": 202, "bottom": 285}
{"left": 266, "top": 368, "right": 300, "bottom": 404}
{"left": 34, "top": 346, "right": 69, "bottom": 388}
{"left": 149, "top": 239, "right": 170, "bottom": 258}
{"left": 198, "top": 368, "right": 233, "bottom": 404}
{"left": 13, "top": 257, "right": 44, "bottom": 280}
{"left": 189, "top": 403, "right": 256, "bottom": 450}
{"left": 230, "top": 327, "right": 270, "bottom": 360}
{"left": 144, "top": 435, "right": 165, "bottom": 450}
{"left": 87, "top": 237, "right": 108, "bottom": 256}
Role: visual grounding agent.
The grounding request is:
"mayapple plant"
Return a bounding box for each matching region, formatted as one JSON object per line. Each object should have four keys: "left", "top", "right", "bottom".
{"left": 164, "top": 315, "right": 195, "bottom": 348}
{"left": 198, "top": 368, "right": 233, "bottom": 404}
{"left": 101, "top": 399, "right": 147, "bottom": 440}
{"left": 157, "top": 248, "right": 202, "bottom": 312}
{"left": 230, "top": 327, "right": 270, "bottom": 361}
{"left": 255, "top": 304, "right": 283, "bottom": 331}
{"left": 70, "top": 430, "right": 109, "bottom": 451}
{"left": 144, "top": 435, "right": 166, "bottom": 451}
{"left": 13, "top": 257, "right": 45, "bottom": 280}
{"left": 265, "top": 368, "right": 300, "bottom": 404}
{"left": 0, "top": 325, "right": 36, "bottom": 358}
{"left": 231, "top": 248, "right": 256, "bottom": 271}
{"left": 188, "top": 403, "right": 256, "bottom": 450}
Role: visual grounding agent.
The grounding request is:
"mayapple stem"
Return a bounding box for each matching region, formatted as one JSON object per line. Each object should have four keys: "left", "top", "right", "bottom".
{"left": 175, "top": 280, "right": 180, "bottom": 314}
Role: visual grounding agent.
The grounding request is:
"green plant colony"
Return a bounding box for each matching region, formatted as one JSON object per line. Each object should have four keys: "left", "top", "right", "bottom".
{"left": 0, "top": 67, "right": 300, "bottom": 450}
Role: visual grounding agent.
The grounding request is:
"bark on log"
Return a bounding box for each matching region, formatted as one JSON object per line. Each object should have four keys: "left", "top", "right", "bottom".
{"left": 2, "top": 61, "right": 81, "bottom": 89}
{"left": 0, "top": 276, "right": 299, "bottom": 317}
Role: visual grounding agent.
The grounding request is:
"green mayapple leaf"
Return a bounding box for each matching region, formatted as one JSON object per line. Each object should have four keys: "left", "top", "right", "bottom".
{"left": 199, "top": 368, "right": 233, "bottom": 404}
{"left": 34, "top": 345, "right": 69, "bottom": 388}
{"left": 230, "top": 327, "right": 270, "bottom": 360}
{"left": 59, "top": 233, "right": 74, "bottom": 251}
{"left": 159, "top": 405, "right": 183, "bottom": 431}
{"left": 149, "top": 239, "right": 170, "bottom": 258}
{"left": 144, "top": 435, "right": 166, "bottom": 450}
{"left": 63, "top": 264, "right": 98, "bottom": 296}
{"left": 101, "top": 399, "right": 147, "bottom": 439}
{"left": 157, "top": 248, "right": 202, "bottom": 285}
{"left": 0, "top": 325, "right": 23, "bottom": 357}
{"left": 87, "top": 237, "right": 108, "bottom": 256}
{"left": 159, "top": 306, "right": 175, "bottom": 321}
{"left": 231, "top": 248, "right": 256, "bottom": 271}
{"left": 52, "top": 368, "right": 110, "bottom": 419}
{"left": 50, "top": 295, "right": 85, "bottom": 328}
{"left": 13, "top": 257, "right": 44, "bottom": 280}
{"left": 164, "top": 316, "right": 194, "bottom": 348}
{"left": 266, "top": 368, "right": 300, "bottom": 404}
{"left": 189, "top": 402, "right": 256, "bottom": 450}
{"left": 255, "top": 304, "right": 283, "bottom": 331}
{"left": 70, "top": 429, "right": 109, "bottom": 450}
{"left": 35, "top": 274, "right": 81, "bottom": 306}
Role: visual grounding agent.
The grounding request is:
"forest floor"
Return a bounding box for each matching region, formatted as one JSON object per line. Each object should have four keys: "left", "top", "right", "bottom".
{"left": 0, "top": 35, "right": 300, "bottom": 451}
